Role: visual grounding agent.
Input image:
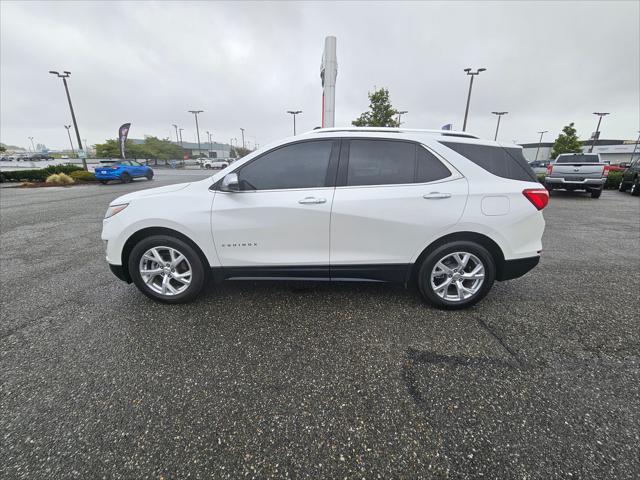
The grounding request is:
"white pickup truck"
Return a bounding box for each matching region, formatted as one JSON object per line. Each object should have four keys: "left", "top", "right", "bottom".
{"left": 544, "top": 153, "right": 609, "bottom": 199}
{"left": 199, "top": 158, "right": 230, "bottom": 170}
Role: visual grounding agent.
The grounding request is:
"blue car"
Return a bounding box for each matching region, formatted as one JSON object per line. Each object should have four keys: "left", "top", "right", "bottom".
{"left": 95, "top": 160, "right": 154, "bottom": 184}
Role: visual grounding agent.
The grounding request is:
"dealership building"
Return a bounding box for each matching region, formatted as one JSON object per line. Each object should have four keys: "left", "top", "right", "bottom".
{"left": 130, "top": 139, "right": 232, "bottom": 159}
{"left": 520, "top": 139, "right": 639, "bottom": 165}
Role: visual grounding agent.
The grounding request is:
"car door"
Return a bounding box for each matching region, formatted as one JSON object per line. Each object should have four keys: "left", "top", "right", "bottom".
{"left": 211, "top": 139, "right": 339, "bottom": 276}
{"left": 330, "top": 139, "right": 468, "bottom": 280}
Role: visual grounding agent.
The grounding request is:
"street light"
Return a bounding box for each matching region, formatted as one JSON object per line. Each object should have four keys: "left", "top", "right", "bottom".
{"left": 589, "top": 112, "right": 610, "bottom": 153}
{"left": 491, "top": 111, "right": 508, "bottom": 140}
{"left": 28, "top": 136, "right": 35, "bottom": 152}
{"left": 240, "top": 128, "right": 246, "bottom": 149}
{"left": 188, "top": 110, "right": 203, "bottom": 156}
{"left": 178, "top": 128, "right": 184, "bottom": 147}
{"left": 206, "top": 130, "right": 213, "bottom": 156}
{"left": 64, "top": 125, "right": 75, "bottom": 155}
{"left": 172, "top": 124, "right": 179, "bottom": 144}
{"left": 49, "top": 70, "right": 86, "bottom": 170}
{"left": 396, "top": 110, "right": 408, "bottom": 126}
{"left": 535, "top": 130, "right": 548, "bottom": 161}
{"left": 286, "top": 110, "right": 302, "bottom": 135}
{"left": 462, "top": 67, "right": 486, "bottom": 132}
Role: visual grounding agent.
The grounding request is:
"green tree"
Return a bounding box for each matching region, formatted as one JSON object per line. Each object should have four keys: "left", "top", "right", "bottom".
{"left": 550, "top": 123, "right": 583, "bottom": 159}
{"left": 95, "top": 137, "right": 182, "bottom": 160}
{"left": 0, "top": 145, "right": 6, "bottom": 153}
{"left": 352, "top": 87, "right": 400, "bottom": 127}
{"left": 230, "top": 146, "right": 251, "bottom": 158}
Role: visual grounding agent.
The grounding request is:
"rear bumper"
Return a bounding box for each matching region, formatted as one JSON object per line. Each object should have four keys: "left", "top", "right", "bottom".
{"left": 109, "top": 264, "right": 131, "bottom": 283}
{"left": 497, "top": 256, "right": 540, "bottom": 281}
{"left": 95, "top": 172, "right": 123, "bottom": 180}
{"left": 545, "top": 176, "right": 605, "bottom": 188}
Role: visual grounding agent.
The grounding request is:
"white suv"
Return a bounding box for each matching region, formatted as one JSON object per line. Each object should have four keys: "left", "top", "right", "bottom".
{"left": 102, "top": 128, "right": 548, "bottom": 309}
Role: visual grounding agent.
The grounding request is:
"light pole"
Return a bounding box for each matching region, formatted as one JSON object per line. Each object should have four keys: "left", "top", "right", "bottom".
{"left": 535, "top": 130, "right": 548, "bottom": 161}
{"left": 396, "top": 110, "right": 408, "bottom": 126}
{"left": 188, "top": 110, "right": 203, "bottom": 156}
{"left": 206, "top": 130, "right": 213, "bottom": 156}
{"left": 491, "top": 111, "right": 508, "bottom": 141}
{"left": 286, "top": 110, "right": 302, "bottom": 135}
{"left": 178, "top": 128, "right": 184, "bottom": 147}
{"left": 240, "top": 128, "right": 245, "bottom": 149}
{"left": 172, "top": 124, "right": 179, "bottom": 144}
{"left": 462, "top": 67, "right": 486, "bottom": 132}
{"left": 630, "top": 131, "right": 640, "bottom": 164}
{"left": 28, "top": 136, "right": 35, "bottom": 152}
{"left": 64, "top": 125, "right": 75, "bottom": 155}
{"left": 589, "top": 112, "right": 610, "bottom": 153}
{"left": 49, "top": 70, "right": 86, "bottom": 170}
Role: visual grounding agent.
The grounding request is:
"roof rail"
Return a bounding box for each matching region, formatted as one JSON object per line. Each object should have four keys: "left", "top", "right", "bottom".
{"left": 310, "top": 127, "right": 479, "bottom": 139}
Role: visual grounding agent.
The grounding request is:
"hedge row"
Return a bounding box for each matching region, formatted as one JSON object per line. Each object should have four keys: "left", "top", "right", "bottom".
{"left": 0, "top": 164, "right": 83, "bottom": 183}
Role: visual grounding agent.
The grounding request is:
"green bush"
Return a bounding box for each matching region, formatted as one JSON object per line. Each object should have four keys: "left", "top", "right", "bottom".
{"left": 69, "top": 170, "right": 96, "bottom": 182}
{"left": 46, "top": 173, "right": 74, "bottom": 185}
{"left": 537, "top": 174, "right": 545, "bottom": 185}
{"left": 0, "top": 164, "right": 83, "bottom": 182}
{"left": 605, "top": 171, "right": 622, "bottom": 190}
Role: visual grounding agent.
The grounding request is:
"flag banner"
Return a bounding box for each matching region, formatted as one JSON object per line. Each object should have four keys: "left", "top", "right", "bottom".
{"left": 441, "top": 123, "right": 453, "bottom": 131}
{"left": 118, "top": 123, "right": 131, "bottom": 159}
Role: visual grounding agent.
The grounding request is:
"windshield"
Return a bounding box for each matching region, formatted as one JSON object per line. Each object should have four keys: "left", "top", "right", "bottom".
{"left": 555, "top": 154, "right": 599, "bottom": 163}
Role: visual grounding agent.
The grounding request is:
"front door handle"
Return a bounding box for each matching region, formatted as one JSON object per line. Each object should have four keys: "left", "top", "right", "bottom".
{"left": 298, "top": 196, "right": 327, "bottom": 204}
{"left": 423, "top": 192, "right": 451, "bottom": 199}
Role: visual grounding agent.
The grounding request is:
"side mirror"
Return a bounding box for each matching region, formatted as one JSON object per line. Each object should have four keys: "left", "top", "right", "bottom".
{"left": 220, "top": 173, "right": 239, "bottom": 192}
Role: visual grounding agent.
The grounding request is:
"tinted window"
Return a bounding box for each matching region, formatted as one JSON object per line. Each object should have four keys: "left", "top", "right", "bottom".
{"left": 441, "top": 142, "right": 537, "bottom": 182}
{"left": 347, "top": 140, "right": 415, "bottom": 186}
{"left": 238, "top": 141, "right": 332, "bottom": 190}
{"left": 555, "top": 154, "right": 599, "bottom": 163}
{"left": 416, "top": 146, "right": 452, "bottom": 183}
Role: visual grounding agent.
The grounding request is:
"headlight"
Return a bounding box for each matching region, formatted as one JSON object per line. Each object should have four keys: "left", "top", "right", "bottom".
{"left": 104, "top": 203, "right": 129, "bottom": 219}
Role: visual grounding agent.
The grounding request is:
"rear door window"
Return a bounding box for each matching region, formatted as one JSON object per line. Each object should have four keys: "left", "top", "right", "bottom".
{"left": 441, "top": 142, "right": 536, "bottom": 182}
{"left": 416, "top": 146, "right": 452, "bottom": 183}
{"left": 347, "top": 140, "right": 415, "bottom": 186}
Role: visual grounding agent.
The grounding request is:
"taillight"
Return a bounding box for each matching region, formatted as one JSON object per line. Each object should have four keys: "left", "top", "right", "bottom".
{"left": 110, "top": 166, "right": 119, "bottom": 170}
{"left": 603, "top": 165, "right": 610, "bottom": 177}
{"left": 546, "top": 164, "right": 553, "bottom": 175}
{"left": 523, "top": 188, "right": 549, "bottom": 210}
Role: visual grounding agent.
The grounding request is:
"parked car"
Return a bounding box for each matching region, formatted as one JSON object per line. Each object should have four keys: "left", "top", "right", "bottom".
{"left": 544, "top": 153, "right": 609, "bottom": 198}
{"left": 101, "top": 127, "right": 548, "bottom": 309}
{"left": 528, "top": 160, "right": 551, "bottom": 175}
{"left": 200, "top": 158, "right": 230, "bottom": 169}
{"left": 618, "top": 157, "right": 640, "bottom": 196}
{"left": 95, "top": 160, "right": 154, "bottom": 184}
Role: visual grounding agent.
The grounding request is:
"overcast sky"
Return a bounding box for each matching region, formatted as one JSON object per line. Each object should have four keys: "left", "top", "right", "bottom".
{"left": 1, "top": 0, "right": 638, "bottom": 150}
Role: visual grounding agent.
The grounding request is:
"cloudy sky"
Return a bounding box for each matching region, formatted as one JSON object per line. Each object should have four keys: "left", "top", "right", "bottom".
{"left": 1, "top": 1, "right": 638, "bottom": 150}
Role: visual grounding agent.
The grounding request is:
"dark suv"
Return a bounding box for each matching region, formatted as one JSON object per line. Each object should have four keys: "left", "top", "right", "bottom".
{"left": 619, "top": 158, "right": 640, "bottom": 196}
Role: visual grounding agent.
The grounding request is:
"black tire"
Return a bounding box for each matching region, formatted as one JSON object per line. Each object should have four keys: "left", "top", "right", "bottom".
{"left": 128, "top": 235, "right": 206, "bottom": 304}
{"left": 631, "top": 178, "right": 640, "bottom": 196}
{"left": 205, "top": 164, "right": 212, "bottom": 169}
{"left": 120, "top": 172, "right": 131, "bottom": 184}
{"left": 100, "top": 180, "right": 109, "bottom": 185}
{"left": 618, "top": 180, "right": 629, "bottom": 192}
{"left": 145, "top": 170, "right": 154, "bottom": 181}
{"left": 545, "top": 182, "right": 554, "bottom": 192}
{"left": 590, "top": 188, "right": 602, "bottom": 199}
{"left": 417, "top": 241, "right": 496, "bottom": 310}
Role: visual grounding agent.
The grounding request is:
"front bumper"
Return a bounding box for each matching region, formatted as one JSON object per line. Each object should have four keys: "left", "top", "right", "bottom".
{"left": 497, "top": 256, "right": 540, "bottom": 281}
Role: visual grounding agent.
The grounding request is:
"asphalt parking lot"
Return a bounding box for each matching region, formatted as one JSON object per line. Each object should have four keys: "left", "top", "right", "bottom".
{"left": 1, "top": 171, "right": 639, "bottom": 479}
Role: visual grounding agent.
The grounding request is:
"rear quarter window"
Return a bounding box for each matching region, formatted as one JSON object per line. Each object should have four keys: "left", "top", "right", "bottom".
{"left": 440, "top": 142, "right": 537, "bottom": 182}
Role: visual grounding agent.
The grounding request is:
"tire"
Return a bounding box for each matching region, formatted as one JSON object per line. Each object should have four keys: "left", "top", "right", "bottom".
{"left": 631, "top": 178, "right": 640, "bottom": 196}
{"left": 417, "top": 241, "right": 496, "bottom": 310}
{"left": 545, "top": 182, "right": 554, "bottom": 192}
{"left": 120, "top": 172, "right": 131, "bottom": 184}
{"left": 590, "top": 188, "right": 602, "bottom": 199}
{"left": 145, "top": 170, "right": 154, "bottom": 181}
{"left": 205, "top": 164, "right": 211, "bottom": 169}
{"left": 100, "top": 180, "right": 108, "bottom": 185}
{"left": 128, "top": 235, "right": 206, "bottom": 304}
{"left": 618, "top": 180, "right": 629, "bottom": 192}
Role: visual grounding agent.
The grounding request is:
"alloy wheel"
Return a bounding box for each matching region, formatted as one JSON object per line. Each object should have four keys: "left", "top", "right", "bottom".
{"left": 139, "top": 246, "right": 192, "bottom": 296}
{"left": 430, "top": 251, "right": 485, "bottom": 302}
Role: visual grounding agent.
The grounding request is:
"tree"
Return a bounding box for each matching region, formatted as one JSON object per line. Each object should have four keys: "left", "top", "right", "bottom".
{"left": 352, "top": 87, "right": 400, "bottom": 127}
{"left": 0, "top": 145, "right": 6, "bottom": 153}
{"left": 95, "top": 137, "right": 182, "bottom": 160}
{"left": 230, "top": 146, "right": 251, "bottom": 158}
{"left": 550, "top": 122, "right": 583, "bottom": 159}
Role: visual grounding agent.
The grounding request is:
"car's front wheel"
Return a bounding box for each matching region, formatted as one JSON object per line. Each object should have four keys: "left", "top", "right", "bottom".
{"left": 145, "top": 170, "right": 154, "bottom": 181}
{"left": 418, "top": 241, "right": 496, "bottom": 309}
{"left": 128, "top": 235, "right": 206, "bottom": 303}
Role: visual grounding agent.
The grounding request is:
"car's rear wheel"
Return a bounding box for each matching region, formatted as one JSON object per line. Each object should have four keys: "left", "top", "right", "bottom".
{"left": 128, "top": 235, "right": 206, "bottom": 304}
{"left": 121, "top": 172, "right": 131, "bottom": 183}
{"left": 145, "top": 170, "right": 153, "bottom": 181}
{"left": 590, "top": 188, "right": 602, "bottom": 199}
{"left": 100, "top": 180, "right": 108, "bottom": 185}
{"left": 418, "top": 241, "right": 496, "bottom": 310}
{"left": 618, "top": 180, "right": 629, "bottom": 192}
{"left": 631, "top": 178, "right": 640, "bottom": 196}
{"left": 205, "top": 164, "right": 211, "bottom": 169}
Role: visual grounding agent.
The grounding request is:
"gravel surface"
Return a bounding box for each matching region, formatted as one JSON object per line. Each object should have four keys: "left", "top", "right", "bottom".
{"left": 1, "top": 175, "right": 639, "bottom": 479}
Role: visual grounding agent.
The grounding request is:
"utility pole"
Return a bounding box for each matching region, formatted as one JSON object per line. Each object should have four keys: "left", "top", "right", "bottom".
{"left": 462, "top": 67, "right": 486, "bottom": 132}
{"left": 64, "top": 125, "right": 75, "bottom": 155}
{"left": 28, "top": 136, "right": 35, "bottom": 152}
{"left": 589, "top": 112, "right": 610, "bottom": 153}
{"left": 535, "top": 130, "right": 548, "bottom": 161}
{"left": 172, "top": 124, "right": 179, "bottom": 144}
{"left": 491, "top": 111, "right": 508, "bottom": 141}
{"left": 396, "top": 110, "right": 408, "bottom": 126}
{"left": 188, "top": 110, "right": 203, "bottom": 156}
{"left": 240, "top": 128, "right": 245, "bottom": 149}
{"left": 286, "top": 110, "right": 302, "bottom": 135}
{"left": 49, "top": 70, "right": 86, "bottom": 170}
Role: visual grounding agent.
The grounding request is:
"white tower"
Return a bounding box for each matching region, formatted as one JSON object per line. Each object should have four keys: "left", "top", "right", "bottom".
{"left": 320, "top": 36, "right": 337, "bottom": 128}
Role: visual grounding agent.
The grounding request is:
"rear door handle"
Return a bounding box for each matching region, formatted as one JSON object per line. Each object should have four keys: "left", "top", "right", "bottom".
{"left": 423, "top": 192, "right": 451, "bottom": 199}
{"left": 298, "top": 196, "right": 327, "bottom": 204}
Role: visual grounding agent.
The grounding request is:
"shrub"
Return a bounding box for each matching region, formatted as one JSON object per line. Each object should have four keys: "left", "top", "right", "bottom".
{"left": 45, "top": 173, "right": 75, "bottom": 185}
{"left": 537, "top": 174, "right": 545, "bottom": 185}
{"left": 0, "top": 164, "right": 83, "bottom": 182}
{"left": 605, "top": 171, "right": 622, "bottom": 190}
{"left": 69, "top": 170, "right": 96, "bottom": 182}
